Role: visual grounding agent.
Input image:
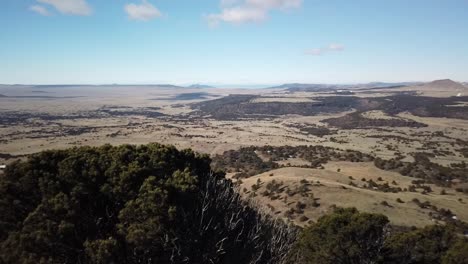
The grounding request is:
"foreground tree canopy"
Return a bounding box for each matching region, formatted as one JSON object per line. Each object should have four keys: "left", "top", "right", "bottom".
{"left": 0, "top": 143, "right": 467, "bottom": 264}
{"left": 0, "top": 144, "right": 294, "bottom": 264}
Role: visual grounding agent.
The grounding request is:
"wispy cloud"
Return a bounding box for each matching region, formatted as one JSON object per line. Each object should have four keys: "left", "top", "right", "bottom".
{"left": 29, "top": 5, "right": 51, "bottom": 16}
{"left": 37, "top": 0, "right": 92, "bottom": 16}
{"left": 327, "top": 43, "right": 345, "bottom": 51}
{"left": 305, "top": 43, "right": 345, "bottom": 56}
{"left": 125, "top": 0, "right": 162, "bottom": 21}
{"left": 206, "top": 0, "right": 302, "bottom": 26}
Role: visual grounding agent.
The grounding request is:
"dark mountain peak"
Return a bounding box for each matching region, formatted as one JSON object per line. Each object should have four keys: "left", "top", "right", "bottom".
{"left": 424, "top": 79, "right": 466, "bottom": 90}
{"left": 429, "top": 79, "right": 457, "bottom": 85}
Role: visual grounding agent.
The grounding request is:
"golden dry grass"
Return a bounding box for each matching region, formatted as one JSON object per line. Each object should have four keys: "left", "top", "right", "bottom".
{"left": 234, "top": 165, "right": 468, "bottom": 227}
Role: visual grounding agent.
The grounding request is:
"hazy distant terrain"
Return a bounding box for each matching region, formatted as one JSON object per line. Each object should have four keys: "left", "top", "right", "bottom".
{"left": 1, "top": 79, "right": 467, "bottom": 228}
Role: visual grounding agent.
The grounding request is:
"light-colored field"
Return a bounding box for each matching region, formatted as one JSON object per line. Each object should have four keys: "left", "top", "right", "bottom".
{"left": 361, "top": 110, "right": 399, "bottom": 120}
{"left": 235, "top": 164, "right": 468, "bottom": 227}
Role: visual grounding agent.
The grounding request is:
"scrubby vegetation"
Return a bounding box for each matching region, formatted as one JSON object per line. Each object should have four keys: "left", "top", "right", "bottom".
{"left": 213, "top": 145, "right": 467, "bottom": 188}
{"left": 0, "top": 107, "right": 166, "bottom": 126}
{"left": 192, "top": 95, "right": 362, "bottom": 120}
{"left": 383, "top": 94, "right": 468, "bottom": 120}
{"left": 212, "top": 145, "right": 374, "bottom": 178}
{"left": 192, "top": 94, "right": 468, "bottom": 121}
{"left": 286, "top": 123, "right": 337, "bottom": 137}
{"left": 363, "top": 178, "right": 403, "bottom": 193}
{"left": 374, "top": 153, "right": 468, "bottom": 185}
{"left": 460, "top": 147, "right": 468, "bottom": 158}
{"left": 323, "top": 112, "right": 427, "bottom": 129}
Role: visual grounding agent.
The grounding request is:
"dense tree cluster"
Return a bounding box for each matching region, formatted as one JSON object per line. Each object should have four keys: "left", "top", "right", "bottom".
{"left": 292, "top": 208, "right": 389, "bottom": 263}
{"left": 290, "top": 208, "right": 468, "bottom": 264}
{"left": 211, "top": 148, "right": 278, "bottom": 178}
{"left": 192, "top": 93, "right": 468, "bottom": 121}
{"left": 382, "top": 94, "right": 468, "bottom": 120}
{"left": 0, "top": 144, "right": 295, "bottom": 264}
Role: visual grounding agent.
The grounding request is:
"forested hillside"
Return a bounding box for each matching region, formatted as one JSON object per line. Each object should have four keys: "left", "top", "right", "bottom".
{"left": 0, "top": 143, "right": 467, "bottom": 264}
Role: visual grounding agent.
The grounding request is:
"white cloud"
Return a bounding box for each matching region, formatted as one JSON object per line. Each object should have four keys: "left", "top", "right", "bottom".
{"left": 37, "top": 0, "right": 92, "bottom": 16}
{"left": 125, "top": 0, "right": 162, "bottom": 21}
{"left": 207, "top": 0, "right": 302, "bottom": 26}
{"left": 29, "top": 5, "right": 51, "bottom": 16}
{"left": 305, "top": 43, "right": 345, "bottom": 56}
{"left": 327, "top": 43, "right": 345, "bottom": 51}
{"left": 206, "top": 6, "right": 266, "bottom": 26}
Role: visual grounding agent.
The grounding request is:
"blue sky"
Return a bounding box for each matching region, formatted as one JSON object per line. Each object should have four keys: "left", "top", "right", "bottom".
{"left": 1, "top": 0, "right": 468, "bottom": 85}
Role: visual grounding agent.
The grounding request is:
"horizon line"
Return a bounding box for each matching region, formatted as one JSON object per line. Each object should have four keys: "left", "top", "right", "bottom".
{"left": 1, "top": 79, "right": 465, "bottom": 88}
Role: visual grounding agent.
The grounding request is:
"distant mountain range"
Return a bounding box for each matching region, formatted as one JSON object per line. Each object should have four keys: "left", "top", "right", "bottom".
{"left": 269, "top": 80, "right": 468, "bottom": 92}
{"left": 1, "top": 80, "right": 466, "bottom": 91}
{"left": 0, "top": 94, "right": 6, "bottom": 97}
{"left": 269, "top": 82, "right": 422, "bottom": 92}
{"left": 186, "top": 84, "right": 215, "bottom": 89}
